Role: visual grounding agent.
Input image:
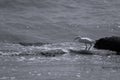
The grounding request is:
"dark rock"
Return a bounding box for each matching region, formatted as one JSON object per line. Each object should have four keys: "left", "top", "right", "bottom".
{"left": 94, "top": 36, "right": 120, "bottom": 54}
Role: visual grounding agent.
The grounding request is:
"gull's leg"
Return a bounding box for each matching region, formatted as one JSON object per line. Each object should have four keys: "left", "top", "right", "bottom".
{"left": 87, "top": 44, "right": 90, "bottom": 51}
{"left": 88, "top": 44, "right": 92, "bottom": 51}
{"left": 85, "top": 43, "right": 87, "bottom": 50}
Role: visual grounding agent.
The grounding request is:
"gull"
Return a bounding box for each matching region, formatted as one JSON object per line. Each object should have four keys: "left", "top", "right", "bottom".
{"left": 74, "top": 36, "right": 95, "bottom": 50}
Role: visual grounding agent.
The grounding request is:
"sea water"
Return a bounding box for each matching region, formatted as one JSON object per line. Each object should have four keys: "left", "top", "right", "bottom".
{"left": 0, "top": 43, "right": 120, "bottom": 80}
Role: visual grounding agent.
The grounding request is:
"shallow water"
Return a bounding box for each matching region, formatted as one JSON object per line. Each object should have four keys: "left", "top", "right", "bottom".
{"left": 0, "top": 55, "right": 120, "bottom": 80}
{"left": 0, "top": 43, "right": 120, "bottom": 80}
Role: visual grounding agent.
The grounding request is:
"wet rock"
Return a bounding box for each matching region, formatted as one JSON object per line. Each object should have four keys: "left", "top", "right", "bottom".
{"left": 18, "top": 42, "right": 49, "bottom": 46}
{"left": 69, "top": 49, "right": 93, "bottom": 55}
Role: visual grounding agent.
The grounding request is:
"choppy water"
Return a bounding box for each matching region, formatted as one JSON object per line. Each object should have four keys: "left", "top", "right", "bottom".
{"left": 0, "top": 42, "right": 120, "bottom": 80}
{"left": 0, "top": 0, "right": 120, "bottom": 79}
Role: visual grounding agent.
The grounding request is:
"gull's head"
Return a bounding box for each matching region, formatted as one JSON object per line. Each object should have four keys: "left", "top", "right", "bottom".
{"left": 74, "top": 36, "right": 81, "bottom": 41}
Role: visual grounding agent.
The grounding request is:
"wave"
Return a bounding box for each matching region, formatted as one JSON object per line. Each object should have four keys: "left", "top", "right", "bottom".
{"left": 0, "top": 42, "right": 116, "bottom": 57}
{"left": 0, "top": 42, "right": 76, "bottom": 56}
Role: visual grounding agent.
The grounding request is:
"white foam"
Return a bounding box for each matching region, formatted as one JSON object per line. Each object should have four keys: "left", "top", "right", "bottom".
{"left": 17, "top": 57, "right": 26, "bottom": 61}
{"left": 29, "top": 57, "right": 36, "bottom": 61}
{"left": 118, "top": 26, "right": 120, "bottom": 28}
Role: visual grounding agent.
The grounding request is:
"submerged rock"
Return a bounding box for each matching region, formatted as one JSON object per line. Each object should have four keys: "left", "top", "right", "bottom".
{"left": 69, "top": 49, "right": 93, "bottom": 55}
{"left": 34, "top": 49, "right": 66, "bottom": 57}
